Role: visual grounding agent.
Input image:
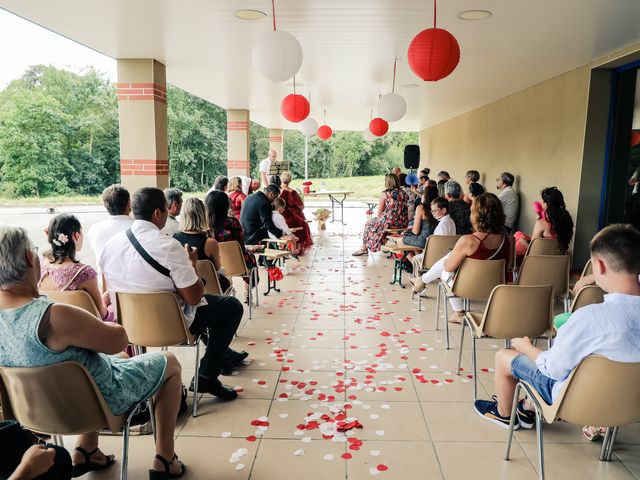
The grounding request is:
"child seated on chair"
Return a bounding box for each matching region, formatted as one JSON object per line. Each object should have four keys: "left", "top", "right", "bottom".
{"left": 474, "top": 223, "right": 640, "bottom": 430}
{"left": 270, "top": 198, "right": 299, "bottom": 255}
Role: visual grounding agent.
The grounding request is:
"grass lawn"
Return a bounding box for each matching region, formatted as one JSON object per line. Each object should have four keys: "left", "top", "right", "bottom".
{"left": 0, "top": 175, "right": 385, "bottom": 206}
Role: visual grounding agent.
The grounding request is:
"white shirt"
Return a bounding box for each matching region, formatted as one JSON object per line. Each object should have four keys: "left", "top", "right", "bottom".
{"left": 240, "top": 176, "right": 251, "bottom": 195}
{"left": 161, "top": 215, "right": 180, "bottom": 236}
{"left": 499, "top": 187, "right": 519, "bottom": 229}
{"left": 99, "top": 219, "right": 200, "bottom": 326}
{"left": 269, "top": 211, "right": 291, "bottom": 238}
{"left": 259, "top": 157, "right": 271, "bottom": 176}
{"left": 536, "top": 293, "right": 640, "bottom": 402}
{"left": 87, "top": 214, "right": 133, "bottom": 270}
{"left": 434, "top": 214, "right": 456, "bottom": 236}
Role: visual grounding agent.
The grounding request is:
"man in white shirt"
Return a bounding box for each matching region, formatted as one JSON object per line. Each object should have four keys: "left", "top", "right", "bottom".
{"left": 100, "top": 187, "right": 244, "bottom": 400}
{"left": 474, "top": 224, "right": 640, "bottom": 429}
{"left": 161, "top": 188, "right": 182, "bottom": 236}
{"left": 87, "top": 184, "right": 133, "bottom": 272}
{"left": 259, "top": 149, "right": 277, "bottom": 187}
{"left": 496, "top": 172, "right": 519, "bottom": 233}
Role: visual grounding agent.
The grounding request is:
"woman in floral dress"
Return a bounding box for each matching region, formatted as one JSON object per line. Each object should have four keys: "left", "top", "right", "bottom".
{"left": 353, "top": 174, "right": 409, "bottom": 255}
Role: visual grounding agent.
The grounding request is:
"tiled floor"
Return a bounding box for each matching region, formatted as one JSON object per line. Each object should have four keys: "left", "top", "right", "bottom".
{"left": 65, "top": 208, "right": 640, "bottom": 479}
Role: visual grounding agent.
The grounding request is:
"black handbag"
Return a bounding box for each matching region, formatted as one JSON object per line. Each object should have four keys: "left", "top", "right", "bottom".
{"left": 0, "top": 420, "right": 38, "bottom": 472}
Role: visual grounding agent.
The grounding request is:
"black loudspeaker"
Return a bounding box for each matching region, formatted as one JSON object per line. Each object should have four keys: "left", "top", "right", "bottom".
{"left": 404, "top": 144, "right": 420, "bottom": 170}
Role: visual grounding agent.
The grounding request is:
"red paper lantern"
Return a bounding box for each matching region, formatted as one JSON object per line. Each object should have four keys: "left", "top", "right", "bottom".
{"left": 280, "top": 94, "right": 310, "bottom": 123}
{"left": 408, "top": 28, "right": 460, "bottom": 81}
{"left": 317, "top": 125, "right": 333, "bottom": 140}
{"left": 631, "top": 131, "right": 640, "bottom": 147}
{"left": 369, "top": 118, "right": 389, "bottom": 137}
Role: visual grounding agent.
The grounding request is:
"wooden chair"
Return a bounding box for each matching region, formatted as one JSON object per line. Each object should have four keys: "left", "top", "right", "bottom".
{"left": 116, "top": 292, "right": 203, "bottom": 417}
{"left": 218, "top": 240, "right": 259, "bottom": 318}
{"left": 195, "top": 259, "right": 223, "bottom": 296}
{"left": 505, "top": 356, "right": 640, "bottom": 479}
{"left": 0, "top": 361, "right": 147, "bottom": 480}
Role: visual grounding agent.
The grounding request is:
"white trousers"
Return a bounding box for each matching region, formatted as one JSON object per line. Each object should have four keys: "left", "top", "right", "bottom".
{"left": 420, "top": 253, "right": 465, "bottom": 312}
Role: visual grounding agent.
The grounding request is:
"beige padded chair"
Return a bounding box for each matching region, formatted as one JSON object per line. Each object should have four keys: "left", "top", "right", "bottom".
{"left": 438, "top": 258, "right": 506, "bottom": 350}
{"left": 517, "top": 254, "right": 571, "bottom": 312}
{"left": 116, "top": 292, "right": 203, "bottom": 417}
{"left": 0, "top": 361, "right": 146, "bottom": 480}
{"left": 457, "top": 284, "right": 553, "bottom": 400}
{"left": 41, "top": 290, "right": 102, "bottom": 318}
{"left": 580, "top": 258, "right": 593, "bottom": 278}
{"left": 412, "top": 234, "right": 460, "bottom": 311}
{"left": 525, "top": 237, "right": 562, "bottom": 256}
{"left": 505, "top": 356, "right": 640, "bottom": 480}
{"left": 218, "top": 241, "right": 259, "bottom": 318}
{"left": 571, "top": 285, "right": 604, "bottom": 312}
{"left": 196, "top": 259, "right": 223, "bottom": 296}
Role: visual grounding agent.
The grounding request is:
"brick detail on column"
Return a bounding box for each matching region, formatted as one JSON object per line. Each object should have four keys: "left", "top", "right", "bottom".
{"left": 227, "top": 121, "right": 250, "bottom": 131}
{"left": 120, "top": 159, "right": 169, "bottom": 176}
{"left": 227, "top": 160, "right": 249, "bottom": 169}
{"left": 269, "top": 136, "right": 283, "bottom": 142}
{"left": 116, "top": 83, "right": 167, "bottom": 104}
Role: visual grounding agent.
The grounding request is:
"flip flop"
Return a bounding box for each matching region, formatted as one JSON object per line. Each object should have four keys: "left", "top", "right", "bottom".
{"left": 352, "top": 249, "right": 368, "bottom": 256}
{"left": 72, "top": 447, "right": 115, "bottom": 478}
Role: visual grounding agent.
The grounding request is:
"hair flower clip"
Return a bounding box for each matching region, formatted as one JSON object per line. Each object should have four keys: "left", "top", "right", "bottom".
{"left": 53, "top": 233, "right": 69, "bottom": 247}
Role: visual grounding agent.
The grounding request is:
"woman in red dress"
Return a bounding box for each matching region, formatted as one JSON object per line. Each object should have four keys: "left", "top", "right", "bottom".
{"left": 228, "top": 176, "right": 247, "bottom": 219}
{"left": 279, "top": 171, "right": 313, "bottom": 255}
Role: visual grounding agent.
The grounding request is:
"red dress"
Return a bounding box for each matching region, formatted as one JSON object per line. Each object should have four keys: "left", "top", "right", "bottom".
{"left": 229, "top": 191, "right": 247, "bottom": 219}
{"left": 280, "top": 189, "right": 313, "bottom": 254}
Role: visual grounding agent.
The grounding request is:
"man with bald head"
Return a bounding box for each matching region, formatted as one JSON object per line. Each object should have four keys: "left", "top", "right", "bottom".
{"left": 260, "top": 149, "right": 277, "bottom": 187}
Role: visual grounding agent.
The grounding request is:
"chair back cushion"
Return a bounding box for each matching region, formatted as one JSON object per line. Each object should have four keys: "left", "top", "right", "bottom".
{"left": 571, "top": 285, "right": 605, "bottom": 312}
{"left": 218, "top": 241, "right": 249, "bottom": 277}
{"left": 517, "top": 254, "right": 570, "bottom": 298}
{"left": 526, "top": 237, "right": 562, "bottom": 256}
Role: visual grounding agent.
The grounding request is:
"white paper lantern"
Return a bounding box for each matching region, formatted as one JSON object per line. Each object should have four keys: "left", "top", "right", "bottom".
{"left": 363, "top": 128, "right": 377, "bottom": 142}
{"left": 252, "top": 30, "right": 303, "bottom": 82}
{"left": 377, "top": 92, "right": 407, "bottom": 122}
{"left": 299, "top": 117, "right": 318, "bottom": 137}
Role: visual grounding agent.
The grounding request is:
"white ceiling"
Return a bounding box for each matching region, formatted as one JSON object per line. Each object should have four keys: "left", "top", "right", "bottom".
{"left": 1, "top": 0, "right": 640, "bottom": 132}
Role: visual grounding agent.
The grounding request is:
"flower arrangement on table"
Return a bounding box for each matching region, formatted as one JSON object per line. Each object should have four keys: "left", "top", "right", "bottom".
{"left": 313, "top": 208, "right": 331, "bottom": 231}
{"left": 302, "top": 181, "right": 313, "bottom": 194}
{"left": 267, "top": 266, "right": 284, "bottom": 281}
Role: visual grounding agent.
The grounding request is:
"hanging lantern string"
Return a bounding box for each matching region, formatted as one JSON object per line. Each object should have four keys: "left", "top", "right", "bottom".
{"left": 323, "top": 109, "right": 326, "bottom": 124}
{"left": 272, "top": 0, "right": 277, "bottom": 31}
{"left": 392, "top": 58, "right": 397, "bottom": 93}
{"left": 370, "top": 109, "right": 373, "bottom": 121}
{"left": 433, "top": 0, "right": 437, "bottom": 29}
{"left": 293, "top": 76, "right": 296, "bottom": 94}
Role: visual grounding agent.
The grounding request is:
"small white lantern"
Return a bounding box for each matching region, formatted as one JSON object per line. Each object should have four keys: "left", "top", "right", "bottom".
{"left": 377, "top": 92, "right": 407, "bottom": 122}
{"left": 299, "top": 117, "right": 318, "bottom": 137}
{"left": 363, "top": 128, "right": 377, "bottom": 142}
{"left": 252, "top": 30, "right": 303, "bottom": 82}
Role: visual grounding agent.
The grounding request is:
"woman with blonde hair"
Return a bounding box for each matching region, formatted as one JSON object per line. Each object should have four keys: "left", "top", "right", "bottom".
{"left": 353, "top": 174, "right": 408, "bottom": 255}
{"left": 173, "top": 197, "right": 231, "bottom": 292}
{"left": 228, "top": 176, "right": 247, "bottom": 219}
{"left": 279, "top": 171, "right": 313, "bottom": 254}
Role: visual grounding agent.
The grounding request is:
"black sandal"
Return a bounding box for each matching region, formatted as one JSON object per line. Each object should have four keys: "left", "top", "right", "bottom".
{"left": 72, "top": 447, "right": 115, "bottom": 477}
{"left": 149, "top": 454, "right": 186, "bottom": 479}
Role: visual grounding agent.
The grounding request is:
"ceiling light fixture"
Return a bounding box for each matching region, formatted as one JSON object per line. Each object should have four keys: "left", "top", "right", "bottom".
{"left": 234, "top": 9, "right": 267, "bottom": 20}
{"left": 457, "top": 10, "right": 492, "bottom": 20}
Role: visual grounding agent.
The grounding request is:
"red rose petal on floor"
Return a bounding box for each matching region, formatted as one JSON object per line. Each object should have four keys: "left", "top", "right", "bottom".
{"left": 377, "top": 464, "right": 389, "bottom": 471}
{"left": 246, "top": 435, "right": 257, "bottom": 442}
{"left": 341, "top": 453, "right": 352, "bottom": 460}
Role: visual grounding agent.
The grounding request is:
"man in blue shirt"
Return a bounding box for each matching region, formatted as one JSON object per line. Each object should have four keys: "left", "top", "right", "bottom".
{"left": 474, "top": 224, "right": 640, "bottom": 429}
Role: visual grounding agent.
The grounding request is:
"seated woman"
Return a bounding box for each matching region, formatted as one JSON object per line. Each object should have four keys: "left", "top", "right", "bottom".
{"left": 410, "top": 193, "right": 510, "bottom": 322}
{"left": 402, "top": 185, "right": 439, "bottom": 249}
{"left": 205, "top": 190, "right": 259, "bottom": 302}
{"left": 0, "top": 225, "right": 185, "bottom": 479}
{"left": 514, "top": 186, "right": 574, "bottom": 257}
{"left": 467, "top": 182, "right": 485, "bottom": 203}
{"left": 463, "top": 170, "right": 483, "bottom": 204}
{"left": 279, "top": 171, "right": 313, "bottom": 255}
{"left": 173, "top": 197, "right": 231, "bottom": 293}
{"left": 228, "top": 176, "right": 247, "bottom": 219}
{"left": 353, "top": 174, "right": 409, "bottom": 256}
{"left": 38, "top": 214, "right": 113, "bottom": 323}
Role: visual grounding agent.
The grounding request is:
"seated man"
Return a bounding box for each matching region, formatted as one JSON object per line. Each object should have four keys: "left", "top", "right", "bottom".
{"left": 474, "top": 224, "right": 640, "bottom": 428}
{"left": 240, "top": 184, "right": 283, "bottom": 246}
{"left": 161, "top": 187, "right": 183, "bottom": 236}
{"left": 100, "top": 187, "right": 246, "bottom": 400}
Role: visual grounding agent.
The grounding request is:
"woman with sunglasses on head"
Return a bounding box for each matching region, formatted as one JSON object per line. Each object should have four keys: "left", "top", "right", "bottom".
{"left": 514, "top": 186, "right": 574, "bottom": 256}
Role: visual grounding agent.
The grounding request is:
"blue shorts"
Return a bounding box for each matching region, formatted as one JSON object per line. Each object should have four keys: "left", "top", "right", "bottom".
{"left": 511, "top": 354, "right": 556, "bottom": 405}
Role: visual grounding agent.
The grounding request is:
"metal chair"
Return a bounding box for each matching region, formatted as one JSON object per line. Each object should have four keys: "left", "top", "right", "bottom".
{"left": 116, "top": 292, "right": 203, "bottom": 417}
{"left": 0, "top": 361, "right": 147, "bottom": 480}
{"left": 457, "top": 284, "right": 554, "bottom": 400}
{"left": 195, "top": 259, "right": 223, "bottom": 296}
{"left": 505, "top": 356, "right": 640, "bottom": 480}
{"left": 438, "top": 258, "right": 506, "bottom": 349}
{"left": 412, "top": 234, "right": 460, "bottom": 312}
{"left": 40, "top": 290, "right": 102, "bottom": 317}
{"left": 218, "top": 241, "right": 259, "bottom": 318}
{"left": 517, "top": 254, "right": 571, "bottom": 312}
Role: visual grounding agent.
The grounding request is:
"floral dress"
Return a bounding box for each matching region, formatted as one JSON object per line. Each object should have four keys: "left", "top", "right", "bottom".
{"left": 363, "top": 189, "right": 409, "bottom": 252}
{"left": 280, "top": 189, "right": 313, "bottom": 254}
{"left": 213, "top": 216, "right": 258, "bottom": 283}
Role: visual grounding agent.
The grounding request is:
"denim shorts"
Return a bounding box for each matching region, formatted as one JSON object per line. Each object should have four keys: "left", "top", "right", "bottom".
{"left": 511, "top": 354, "right": 556, "bottom": 405}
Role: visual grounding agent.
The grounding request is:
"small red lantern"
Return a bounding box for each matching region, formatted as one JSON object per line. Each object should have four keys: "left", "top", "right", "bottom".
{"left": 408, "top": 28, "right": 460, "bottom": 81}
{"left": 369, "top": 117, "right": 389, "bottom": 137}
{"left": 317, "top": 125, "right": 333, "bottom": 140}
{"left": 281, "top": 94, "right": 310, "bottom": 123}
{"left": 631, "top": 131, "right": 640, "bottom": 147}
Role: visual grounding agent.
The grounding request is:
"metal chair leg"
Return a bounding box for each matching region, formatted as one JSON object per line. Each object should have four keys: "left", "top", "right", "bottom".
{"left": 535, "top": 406, "right": 545, "bottom": 480}
{"left": 192, "top": 337, "right": 201, "bottom": 417}
{"left": 600, "top": 426, "right": 618, "bottom": 461}
{"left": 606, "top": 427, "right": 618, "bottom": 461}
{"left": 471, "top": 335, "right": 478, "bottom": 401}
{"left": 443, "top": 291, "right": 450, "bottom": 350}
{"left": 253, "top": 268, "right": 259, "bottom": 307}
{"left": 121, "top": 407, "right": 138, "bottom": 480}
{"left": 504, "top": 383, "right": 522, "bottom": 460}
{"left": 248, "top": 273, "right": 253, "bottom": 319}
{"left": 456, "top": 318, "right": 466, "bottom": 375}
{"left": 148, "top": 399, "right": 157, "bottom": 441}
{"left": 434, "top": 282, "right": 441, "bottom": 330}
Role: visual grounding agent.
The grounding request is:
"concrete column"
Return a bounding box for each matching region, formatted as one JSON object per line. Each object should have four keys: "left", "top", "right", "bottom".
{"left": 269, "top": 128, "right": 283, "bottom": 162}
{"left": 116, "top": 59, "right": 169, "bottom": 191}
{"left": 227, "top": 109, "right": 251, "bottom": 177}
